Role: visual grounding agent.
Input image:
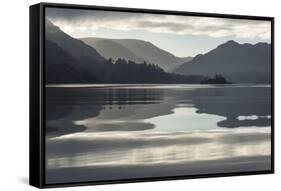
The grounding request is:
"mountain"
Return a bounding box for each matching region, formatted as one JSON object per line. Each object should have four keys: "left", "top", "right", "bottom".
{"left": 174, "top": 40, "right": 271, "bottom": 83}
{"left": 81, "top": 37, "right": 185, "bottom": 72}
{"left": 45, "top": 19, "right": 119, "bottom": 83}
{"left": 45, "top": 19, "right": 204, "bottom": 84}
{"left": 45, "top": 19, "right": 109, "bottom": 73}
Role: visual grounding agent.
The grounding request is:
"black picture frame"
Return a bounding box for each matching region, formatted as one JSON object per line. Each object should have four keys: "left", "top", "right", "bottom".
{"left": 30, "top": 2, "right": 275, "bottom": 188}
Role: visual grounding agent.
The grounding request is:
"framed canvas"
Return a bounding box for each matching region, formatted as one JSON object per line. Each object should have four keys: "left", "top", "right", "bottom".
{"left": 29, "top": 2, "right": 274, "bottom": 188}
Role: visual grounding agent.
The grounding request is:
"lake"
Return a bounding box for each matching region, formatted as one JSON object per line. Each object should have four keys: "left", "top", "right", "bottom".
{"left": 45, "top": 84, "right": 271, "bottom": 184}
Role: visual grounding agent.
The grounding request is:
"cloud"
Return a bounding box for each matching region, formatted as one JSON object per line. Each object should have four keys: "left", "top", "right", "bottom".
{"left": 46, "top": 7, "right": 271, "bottom": 40}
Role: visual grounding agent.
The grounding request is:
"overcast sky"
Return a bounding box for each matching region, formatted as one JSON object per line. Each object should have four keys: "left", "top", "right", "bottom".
{"left": 46, "top": 7, "right": 271, "bottom": 57}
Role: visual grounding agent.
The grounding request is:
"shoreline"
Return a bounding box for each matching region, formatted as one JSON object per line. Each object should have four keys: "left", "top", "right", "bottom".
{"left": 45, "top": 83, "right": 271, "bottom": 88}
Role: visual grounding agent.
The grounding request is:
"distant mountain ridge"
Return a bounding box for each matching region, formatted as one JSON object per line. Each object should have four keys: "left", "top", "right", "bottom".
{"left": 174, "top": 40, "right": 271, "bottom": 83}
{"left": 179, "top": 56, "right": 193, "bottom": 63}
{"left": 80, "top": 38, "right": 145, "bottom": 64}
{"left": 81, "top": 37, "right": 186, "bottom": 71}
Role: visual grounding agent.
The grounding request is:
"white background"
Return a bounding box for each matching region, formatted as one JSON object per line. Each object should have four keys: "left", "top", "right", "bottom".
{"left": 0, "top": 0, "right": 279, "bottom": 190}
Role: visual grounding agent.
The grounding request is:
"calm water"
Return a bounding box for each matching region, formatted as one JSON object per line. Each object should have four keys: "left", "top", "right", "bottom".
{"left": 45, "top": 84, "right": 271, "bottom": 184}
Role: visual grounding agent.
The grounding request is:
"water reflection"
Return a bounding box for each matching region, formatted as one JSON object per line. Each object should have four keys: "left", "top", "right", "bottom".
{"left": 46, "top": 87, "right": 165, "bottom": 136}
{"left": 46, "top": 85, "right": 271, "bottom": 136}
{"left": 45, "top": 84, "right": 271, "bottom": 184}
{"left": 189, "top": 86, "right": 271, "bottom": 128}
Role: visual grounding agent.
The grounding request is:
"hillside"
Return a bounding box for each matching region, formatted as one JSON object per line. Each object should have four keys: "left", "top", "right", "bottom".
{"left": 174, "top": 40, "right": 271, "bottom": 84}
{"left": 81, "top": 37, "right": 185, "bottom": 72}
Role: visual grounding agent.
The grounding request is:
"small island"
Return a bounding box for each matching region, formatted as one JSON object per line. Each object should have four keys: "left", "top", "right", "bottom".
{"left": 200, "top": 74, "right": 231, "bottom": 84}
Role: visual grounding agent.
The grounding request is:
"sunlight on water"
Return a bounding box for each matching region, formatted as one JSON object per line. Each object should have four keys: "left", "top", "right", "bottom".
{"left": 145, "top": 107, "right": 227, "bottom": 132}
{"left": 237, "top": 115, "right": 271, "bottom": 120}
{"left": 47, "top": 127, "right": 271, "bottom": 169}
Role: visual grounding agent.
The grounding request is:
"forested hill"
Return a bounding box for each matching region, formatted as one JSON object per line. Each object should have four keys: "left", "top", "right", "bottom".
{"left": 46, "top": 39, "right": 204, "bottom": 84}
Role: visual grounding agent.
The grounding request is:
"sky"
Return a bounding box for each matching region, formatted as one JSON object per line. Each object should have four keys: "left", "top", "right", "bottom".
{"left": 46, "top": 7, "right": 271, "bottom": 57}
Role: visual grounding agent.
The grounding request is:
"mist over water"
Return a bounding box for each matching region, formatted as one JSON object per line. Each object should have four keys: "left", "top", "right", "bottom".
{"left": 45, "top": 84, "right": 271, "bottom": 184}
